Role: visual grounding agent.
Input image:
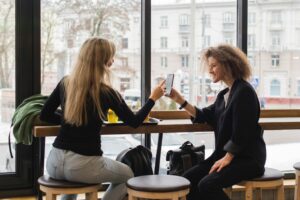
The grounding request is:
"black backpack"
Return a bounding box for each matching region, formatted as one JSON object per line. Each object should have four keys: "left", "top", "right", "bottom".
{"left": 116, "top": 145, "right": 153, "bottom": 176}
{"left": 166, "top": 141, "right": 205, "bottom": 176}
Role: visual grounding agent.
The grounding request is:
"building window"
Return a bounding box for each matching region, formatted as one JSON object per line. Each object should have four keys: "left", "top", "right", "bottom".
{"left": 120, "top": 78, "right": 130, "bottom": 92}
{"left": 181, "top": 55, "right": 189, "bottom": 68}
{"left": 271, "top": 31, "right": 281, "bottom": 47}
{"left": 223, "top": 12, "right": 233, "bottom": 23}
{"left": 179, "top": 14, "right": 189, "bottom": 25}
{"left": 203, "top": 14, "right": 211, "bottom": 27}
{"left": 121, "top": 57, "right": 128, "bottom": 67}
{"left": 248, "top": 54, "right": 255, "bottom": 67}
{"left": 122, "top": 38, "right": 128, "bottom": 49}
{"left": 271, "top": 10, "right": 282, "bottom": 24}
{"left": 160, "top": 16, "right": 168, "bottom": 28}
{"left": 160, "top": 37, "right": 168, "bottom": 48}
{"left": 270, "top": 79, "right": 281, "bottom": 96}
{"left": 224, "top": 34, "right": 233, "bottom": 45}
{"left": 204, "top": 35, "right": 211, "bottom": 47}
{"left": 181, "top": 36, "right": 189, "bottom": 48}
{"left": 248, "top": 34, "right": 256, "bottom": 49}
{"left": 248, "top": 12, "right": 256, "bottom": 25}
{"left": 160, "top": 56, "right": 168, "bottom": 68}
{"left": 297, "top": 80, "right": 300, "bottom": 96}
{"left": 271, "top": 54, "right": 280, "bottom": 67}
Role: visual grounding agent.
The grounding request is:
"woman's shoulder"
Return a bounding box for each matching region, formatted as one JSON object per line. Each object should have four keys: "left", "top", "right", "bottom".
{"left": 232, "top": 79, "right": 257, "bottom": 98}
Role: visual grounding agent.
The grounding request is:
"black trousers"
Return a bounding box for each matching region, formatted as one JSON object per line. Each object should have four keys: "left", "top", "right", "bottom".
{"left": 183, "top": 157, "right": 264, "bottom": 200}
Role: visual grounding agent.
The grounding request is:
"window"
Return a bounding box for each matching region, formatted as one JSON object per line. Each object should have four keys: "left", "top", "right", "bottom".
{"left": 223, "top": 12, "right": 233, "bottom": 23}
{"left": 271, "top": 54, "right": 280, "bottom": 67}
{"left": 160, "top": 16, "right": 168, "bottom": 28}
{"left": 179, "top": 14, "right": 189, "bottom": 25}
{"left": 181, "top": 36, "right": 189, "bottom": 48}
{"left": 203, "top": 14, "right": 211, "bottom": 27}
{"left": 248, "top": 12, "right": 256, "bottom": 25}
{"left": 122, "top": 38, "right": 128, "bottom": 49}
{"left": 160, "top": 56, "right": 168, "bottom": 68}
{"left": 248, "top": 53, "right": 255, "bottom": 67}
{"left": 271, "top": 31, "right": 281, "bottom": 47}
{"left": 203, "top": 35, "right": 211, "bottom": 47}
{"left": 270, "top": 79, "right": 281, "bottom": 96}
{"left": 160, "top": 37, "right": 168, "bottom": 48}
{"left": 224, "top": 34, "right": 234, "bottom": 45}
{"left": 271, "top": 10, "right": 282, "bottom": 24}
{"left": 181, "top": 55, "right": 189, "bottom": 68}
{"left": 248, "top": 34, "right": 255, "bottom": 49}
{"left": 297, "top": 80, "right": 300, "bottom": 96}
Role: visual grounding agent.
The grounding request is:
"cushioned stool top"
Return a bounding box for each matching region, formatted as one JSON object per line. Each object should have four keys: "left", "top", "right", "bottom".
{"left": 126, "top": 175, "right": 190, "bottom": 192}
{"left": 38, "top": 175, "right": 98, "bottom": 188}
{"left": 250, "top": 168, "right": 283, "bottom": 181}
{"left": 294, "top": 162, "right": 300, "bottom": 170}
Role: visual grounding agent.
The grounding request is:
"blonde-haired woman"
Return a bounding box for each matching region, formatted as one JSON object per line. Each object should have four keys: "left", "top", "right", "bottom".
{"left": 167, "top": 44, "right": 266, "bottom": 200}
{"left": 40, "top": 37, "right": 165, "bottom": 200}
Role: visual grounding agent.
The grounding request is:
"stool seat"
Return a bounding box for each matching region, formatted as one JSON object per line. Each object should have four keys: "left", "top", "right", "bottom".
{"left": 127, "top": 175, "right": 190, "bottom": 192}
{"left": 251, "top": 167, "right": 284, "bottom": 181}
{"left": 38, "top": 175, "right": 97, "bottom": 188}
{"left": 294, "top": 162, "right": 300, "bottom": 170}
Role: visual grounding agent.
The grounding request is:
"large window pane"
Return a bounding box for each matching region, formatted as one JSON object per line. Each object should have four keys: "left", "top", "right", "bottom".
{"left": 248, "top": 0, "right": 300, "bottom": 171}
{"left": 0, "top": 0, "right": 15, "bottom": 173}
{"left": 41, "top": 0, "right": 142, "bottom": 172}
{"left": 151, "top": 0, "right": 237, "bottom": 173}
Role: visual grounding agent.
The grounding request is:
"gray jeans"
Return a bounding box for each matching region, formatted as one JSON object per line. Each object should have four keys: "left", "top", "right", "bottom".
{"left": 46, "top": 147, "right": 134, "bottom": 200}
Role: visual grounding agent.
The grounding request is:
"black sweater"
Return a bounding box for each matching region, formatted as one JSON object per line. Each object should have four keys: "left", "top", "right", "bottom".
{"left": 40, "top": 79, "right": 155, "bottom": 156}
{"left": 192, "top": 79, "right": 266, "bottom": 167}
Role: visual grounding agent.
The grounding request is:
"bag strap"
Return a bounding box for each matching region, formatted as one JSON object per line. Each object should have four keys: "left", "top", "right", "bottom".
{"left": 181, "top": 154, "right": 193, "bottom": 171}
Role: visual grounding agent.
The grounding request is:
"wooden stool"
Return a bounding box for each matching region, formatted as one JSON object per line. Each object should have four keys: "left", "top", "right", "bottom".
{"left": 38, "top": 175, "right": 101, "bottom": 200}
{"left": 126, "top": 175, "right": 190, "bottom": 200}
{"left": 237, "top": 167, "right": 284, "bottom": 200}
{"left": 294, "top": 162, "right": 300, "bottom": 200}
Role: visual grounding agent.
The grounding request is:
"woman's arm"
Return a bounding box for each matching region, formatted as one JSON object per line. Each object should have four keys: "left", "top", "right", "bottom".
{"left": 103, "top": 83, "right": 164, "bottom": 128}
{"left": 40, "top": 82, "right": 62, "bottom": 124}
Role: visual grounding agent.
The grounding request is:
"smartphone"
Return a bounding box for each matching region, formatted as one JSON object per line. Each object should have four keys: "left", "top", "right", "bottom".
{"left": 165, "top": 74, "right": 174, "bottom": 96}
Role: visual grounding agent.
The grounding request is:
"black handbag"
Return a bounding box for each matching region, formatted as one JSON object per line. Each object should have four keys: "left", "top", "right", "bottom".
{"left": 166, "top": 141, "right": 205, "bottom": 176}
{"left": 116, "top": 145, "right": 153, "bottom": 177}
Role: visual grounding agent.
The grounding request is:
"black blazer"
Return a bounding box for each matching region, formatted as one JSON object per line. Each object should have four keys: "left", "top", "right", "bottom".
{"left": 192, "top": 79, "right": 266, "bottom": 167}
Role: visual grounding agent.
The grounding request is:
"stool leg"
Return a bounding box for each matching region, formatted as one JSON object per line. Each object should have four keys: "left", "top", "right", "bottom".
{"left": 245, "top": 186, "right": 253, "bottom": 200}
{"left": 296, "top": 173, "right": 300, "bottom": 200}
{"left": 224, "top": 187, "right": 232, "bottom": 199}
{"left": 46, "top": 193, "right": 56, "bottom": 200}
{"left": 86, "top": 191, "right": 98, "bottom": 200}
{"left": 277, "top": 184, "right": 284, "bottom": 200}
{"left": 256, "top": 188, "right": 262, "bottom": 200}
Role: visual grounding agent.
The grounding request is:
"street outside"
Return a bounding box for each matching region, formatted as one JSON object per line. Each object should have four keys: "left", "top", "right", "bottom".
{"left": 1, "top": 122, "right": 300, "bottom": 173}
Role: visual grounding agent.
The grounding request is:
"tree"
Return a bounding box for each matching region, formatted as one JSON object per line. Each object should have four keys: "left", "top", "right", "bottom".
{"left": 0, "top": 0, "right": 14, "bottom": 88}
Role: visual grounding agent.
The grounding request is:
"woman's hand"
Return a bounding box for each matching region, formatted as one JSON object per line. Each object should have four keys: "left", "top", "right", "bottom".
{"left": 209, "top": 153, "right": 234, "bottom": 174}
{"left": 149, "top": 80, "right": 166, "bottom": 101}
{"left": 168, "top": 88, "right": 185, "bottom": 105}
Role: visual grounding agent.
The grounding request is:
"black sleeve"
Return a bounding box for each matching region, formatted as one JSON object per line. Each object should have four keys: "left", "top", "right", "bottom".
{"left": 103, "top": 89, "right": 155, "bottom": 128}
{"left": 39, "top": 82, "right": 62, "bottom": 124}
{"left": 191, "top": 103, "right": 215, "bottom": 126}
{"left": 224, "top": 87, "right": 259, "bottom": 155}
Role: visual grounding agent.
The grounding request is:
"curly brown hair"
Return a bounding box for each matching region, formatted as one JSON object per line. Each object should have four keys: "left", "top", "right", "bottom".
{"left": 202, "top": 44, "right": 251, "bottom": 81}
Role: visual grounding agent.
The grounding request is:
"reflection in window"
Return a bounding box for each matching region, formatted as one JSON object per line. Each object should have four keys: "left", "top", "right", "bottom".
{"left": 160, "top": 16, "right": 168, "bottom": 28}
{"left": 248, "top": 12, "right": 256, "bottom": 25}
{"left": 271, "top": 10, "right": 282, "bottom": 24}
{"left": 271, "top": 31, "right": 281, "bottom": 47}
{"left": 160, "top": 56, "right": 168, "bottom": 68}
{"left": 160, "top": 37, "right": 168, "bottom": 48}
{"left": 270, "top": 79, "right": 281, "bottom": 96}
{"left": 181, "top": 36, "right": 189, "bottom": 48}
{"left": 181, "top": 55, "right": 189, "bottom": 68}
{"left": 271, "top": 54, "right": 280, "bottom": 67}
{"left": 223, "top": 12, "right": 233, "bottom": 23}
{"left": 122, "top": 38, "right": 128, "bottom": 49}
{"left": 297, "top": 80, "right": 300, "bottom": 96}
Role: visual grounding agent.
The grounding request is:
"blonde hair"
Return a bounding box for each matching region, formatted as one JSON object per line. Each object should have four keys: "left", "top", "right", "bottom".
{"left": 64, "top": 37, "right": 116, "bottom": 126}
{"left": 202, "top": 44, "right": 251, "bottom": 80}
